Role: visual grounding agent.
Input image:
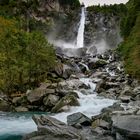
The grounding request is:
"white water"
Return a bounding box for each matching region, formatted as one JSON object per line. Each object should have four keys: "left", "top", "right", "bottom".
{"left": 76, "top": 7, "right": 86, "bottom": 48}
{"left": 0, "top": 113, "right": 36, "bottom": 137}
{"left": 53, "top": 78, "right": 115, "bottom": 123}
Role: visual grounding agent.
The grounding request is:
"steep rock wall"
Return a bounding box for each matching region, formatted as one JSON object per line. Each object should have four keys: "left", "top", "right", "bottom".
{"left": 84, "top": 11, "right": 122, "bottom": 53}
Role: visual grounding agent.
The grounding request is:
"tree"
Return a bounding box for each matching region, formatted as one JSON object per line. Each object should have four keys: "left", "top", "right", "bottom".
{"left": 0, "top": 16, "right": 56, "bottom": 94}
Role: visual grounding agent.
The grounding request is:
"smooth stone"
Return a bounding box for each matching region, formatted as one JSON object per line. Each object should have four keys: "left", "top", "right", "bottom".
{"left": 22, "top": 115, "right": 82, "bottom": 140}
{"left": 112, "top": 115, "right": 140, "bottom": 140}
{"left": 67, "top": 112, "right": 91, "bottom": 126}
{"left": 15, "top": 106, "right": 28, "bottom": 112}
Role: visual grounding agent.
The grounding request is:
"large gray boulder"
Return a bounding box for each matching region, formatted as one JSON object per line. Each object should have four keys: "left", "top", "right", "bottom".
{"left": 112, "top": 115, "right": 140, "bottom": 140}
{"left": 27, "top": 87, "right": 55, "bottom": 104}
{"left": 88, "top": 58, "right": 108, "bottom": 70}
{"left": 58, "top": 79, "right": 89, "bottom": 90}
{"left": 51, "top": 94, "right": 79, "bottom": 113}
{"left": 43, "top": 94, "right": 60, "bottom": 107}
{"left": 67, "top": 112, "right": 91, "bottom": 126}
{"left": 22, "top": 115, "right": 82, "bottom": 140}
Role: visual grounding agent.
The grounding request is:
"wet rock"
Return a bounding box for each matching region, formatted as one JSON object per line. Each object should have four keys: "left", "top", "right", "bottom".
{"left": 23, "top": 115, "right": 82, "bottom": 140}
{"left": 15, "top": 106, "right": 28, "bottom": 112}
{"left": 112, "top": 115, "right": 140, "bottom": 140}
{"left": 101, "top": 103, "right": 124, "bottom": 115}
{"left": 78, "top": 62, "right": 89, "bottom": 73}
{"left": 67, "top": 112, "right": 91, "bottom": 126}
{"left": 51, "top": 94, "right": 79, "bottom": 113}
{"left": 43, "top": 94, "right": 60, "bottom": 107}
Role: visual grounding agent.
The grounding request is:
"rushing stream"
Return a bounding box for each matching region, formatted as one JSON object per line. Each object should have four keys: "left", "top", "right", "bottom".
{"left": 0, "top": 78, "right": 115, "bottom": 140}
{"left": 0, "top": 112, "right": 36, "bottom": 140}
{"left": 53, "top": 78, "right": 115, "bottom": 123}
{"left": 0, "top": 6, "right": 116, "bottom": 140}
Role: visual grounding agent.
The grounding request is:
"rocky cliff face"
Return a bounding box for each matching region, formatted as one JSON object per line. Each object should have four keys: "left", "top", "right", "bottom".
{"left": 31, "top": 0, "right": 81, "bottom": 42}
{"left": 84, "top": 12, "right": 122, "bottom": 54}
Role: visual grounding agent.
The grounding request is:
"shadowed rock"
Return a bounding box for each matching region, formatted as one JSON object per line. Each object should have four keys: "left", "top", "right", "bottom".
{"left": 112, "top": 115, "right": 140, "bottom": 140}
{"left": 22, "top": 115, "right": 82, "bottom": 140}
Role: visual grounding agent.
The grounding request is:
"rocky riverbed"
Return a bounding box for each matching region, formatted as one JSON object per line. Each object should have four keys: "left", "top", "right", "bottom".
{"left": 1, "top": 50, "right": 139, "bottom": 140}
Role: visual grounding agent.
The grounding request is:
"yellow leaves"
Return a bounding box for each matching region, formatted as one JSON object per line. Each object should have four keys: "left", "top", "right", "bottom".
{"left": 0, "top": 53, "right": 7, "bottom": 62}
{"left": 0, "top": 16, "right": 18, "bottom": 38}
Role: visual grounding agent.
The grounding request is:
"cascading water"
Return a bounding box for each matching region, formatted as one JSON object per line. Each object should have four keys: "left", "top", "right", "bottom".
{"left": 0, "top": 4, "right": 116, "bottom": 140}
{"left": 53, "top": 78, "right": 115, "bottom": 123}
{"left": 76, "top": 6, "right": 86, "bottom": 48}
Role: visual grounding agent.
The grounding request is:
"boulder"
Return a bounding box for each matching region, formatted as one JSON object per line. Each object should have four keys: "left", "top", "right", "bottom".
{"left": 15, "top": 106, "right": 28, "bottom": 112}
{"left": 95, "top": 80, "right": 120, "bottom": 93}
{"left": 51, "top": 95, "right": 79, "bottom": 113}
{"left": 62, "top": 64, "right": 75, "bottom": 79}
{"left": 12, "top": 96, "right": 27, "bottom": 106}
{"left": 118, "top": 95, "right": 131, "bottom": 103}
{"left": 86, "top": 45, "right": 97, "bottom": 55}
{"left": 58, "top": 79, "right": 89, "bottom": 90}
{"left": 54, "top": 62, "right": 63, "bottom": 76}
{"left": 0, "top": 98, "right": 10, "bottom": 111}
{"left": 22, "top": 115, "right": 82, "bottom": 140}
{"left": 27, "top": 87, "right": 55, "bottom": 104}
{"left": 120, "top": 86, "right": 133, "bottom": 96}
{"left": 95, "top": 79, "right": 106, "bottom": 93}
{"left": 88, "top": 58, "right": 108, "bottom": 70}
{"left": 133, "top": 86, "right": 140, "bottom": 94}
{"left": 56, "top": 89, "right": 79, "bottom": 98}
{"left": 112, "top": 115, "right": 140, "bottom": 140}
{"left": 43, "top": 94, "right": 60, "bottom": 107}
{"left": 67, "top": 112, "right": 91, "bottom": 126}
{"left": 78, "top": 62, "right": 89, "bottom": 73}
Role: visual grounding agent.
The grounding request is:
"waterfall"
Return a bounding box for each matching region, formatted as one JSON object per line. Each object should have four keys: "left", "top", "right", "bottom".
{"left": 76, "top": 6, "right": 85, "bottom": 48}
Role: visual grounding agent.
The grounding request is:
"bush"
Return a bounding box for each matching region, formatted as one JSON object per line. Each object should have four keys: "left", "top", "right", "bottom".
{"left": 0, "top": 16, "right": 56, "bottom": 94}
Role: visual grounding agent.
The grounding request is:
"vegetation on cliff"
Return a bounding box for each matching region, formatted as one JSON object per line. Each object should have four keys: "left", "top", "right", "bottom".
{"left": 87, "top": 4, "right": 127, "bottom": 16}
{"left": 119, "top": 0, "right": 140, "bottom": 79}
{"left": 0, "top": 1, "right": 56, "bottom": 94}
{"left": 86, "top": 1, "right": 140, "bottom": 80}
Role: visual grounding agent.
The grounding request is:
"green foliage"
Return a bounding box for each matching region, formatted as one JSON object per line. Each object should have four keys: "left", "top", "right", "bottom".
{"left": 0, "top": 16, "right": 56, "bottom": 93}
{"left": 119, "top": 0, "right": 140, "bottom": 80}
{"left": 120, "top": 0, "right": 140, "bottom": 37}
{"left": 87, "top": 4, "right": 127, "bottom": 16}
{"left": 59, "top": 0, "right": 80, "bottom": 9}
